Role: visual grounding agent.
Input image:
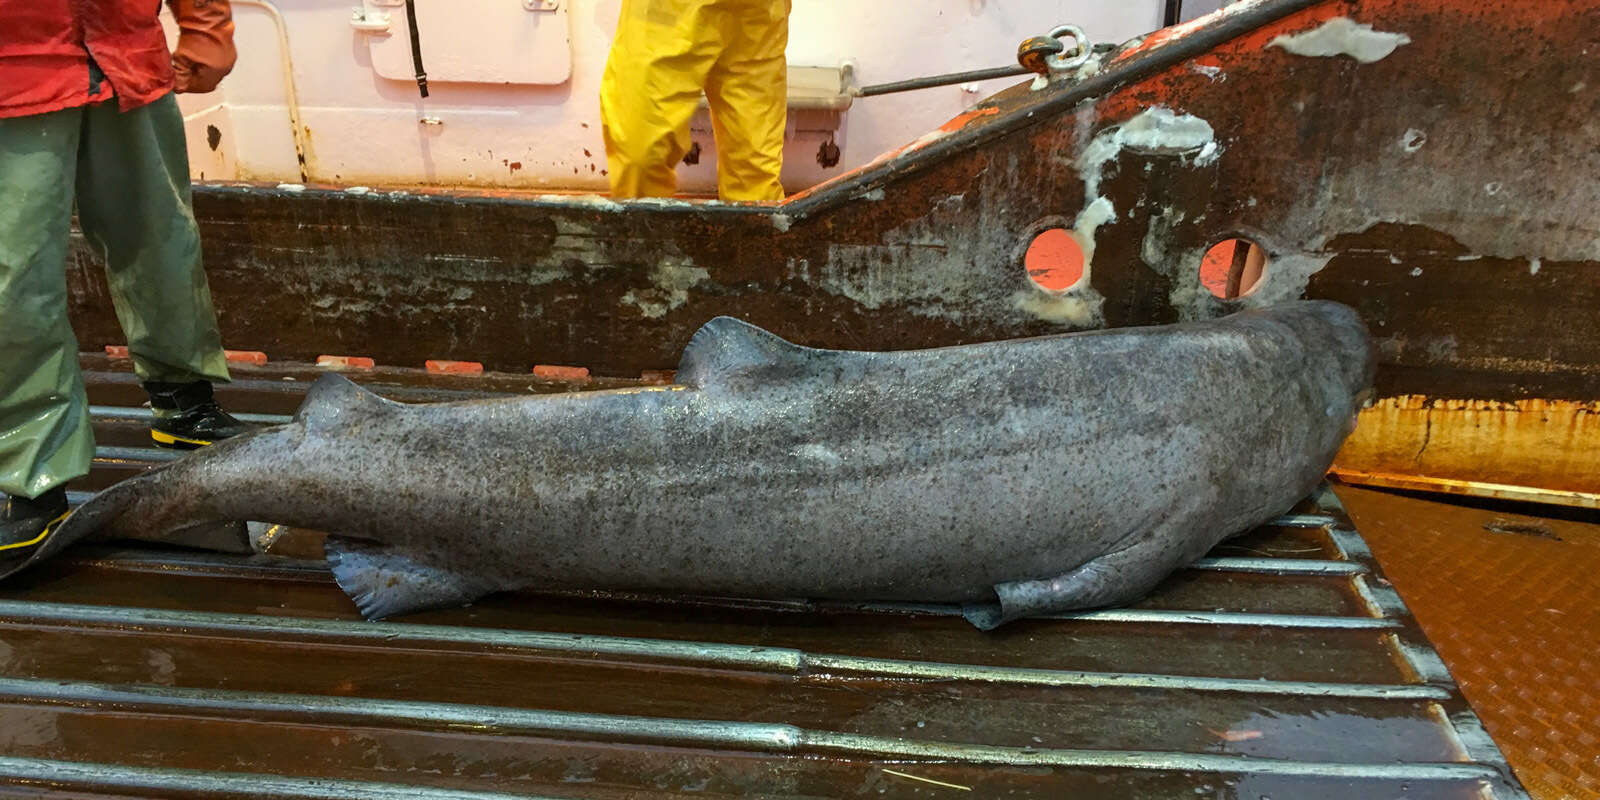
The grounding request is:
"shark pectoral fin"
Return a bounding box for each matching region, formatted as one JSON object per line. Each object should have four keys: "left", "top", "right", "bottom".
{"left": 961, "top": 535, "right": 1194, "bottom": 631}
{"left": 324, "top": 536, "right": 495, "bottom": 621}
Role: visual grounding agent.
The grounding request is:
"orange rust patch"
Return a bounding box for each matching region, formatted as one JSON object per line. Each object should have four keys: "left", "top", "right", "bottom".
{"left": 1335, "top": 395, "right": 1600, "bottom": 506}
{"left": 1100, "top": 2, "right": 1348, "bottom": 120}
{"left": 936, "top": 106, "right": 999, "bottom": 134}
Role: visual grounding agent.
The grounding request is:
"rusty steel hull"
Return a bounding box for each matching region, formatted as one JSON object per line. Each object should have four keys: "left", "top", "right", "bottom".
{"left": 0, "top": 362, "right": 1527, "bottom": 798}
{"left": 1335, "top": 396, "right": 1600, "bottom": 508}
{"left": 63, "top": 0, "right": 1600, "bottom": 502}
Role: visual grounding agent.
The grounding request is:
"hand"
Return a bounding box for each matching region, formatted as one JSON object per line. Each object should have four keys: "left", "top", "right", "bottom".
{"left": 168, "top": 0, "right": 237, "bottom": 93}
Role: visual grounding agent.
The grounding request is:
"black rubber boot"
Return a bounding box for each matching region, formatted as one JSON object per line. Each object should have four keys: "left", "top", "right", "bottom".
{"left": 0, "top": 487, "right": 69, "bottom": 552}
{"left": 145, "top": 381, "right": 256, "bottom": 450}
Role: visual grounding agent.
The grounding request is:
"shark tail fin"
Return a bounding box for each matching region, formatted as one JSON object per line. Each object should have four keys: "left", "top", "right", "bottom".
{"left": 295, "top": 373, "right": 399, "bottom": 432}
{"left": 0, "top": 479, "right": 143, "bottom": 581}
{"left": 1, "top": 473, "right": 254, "bottom": 584}
{"left": 1, "top": 467, "right": 256, "bottom": 582}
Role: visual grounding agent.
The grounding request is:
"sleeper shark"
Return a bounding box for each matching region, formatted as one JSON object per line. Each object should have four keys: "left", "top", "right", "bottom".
{"left": 0, "top": 300, "right": 1374, "bottom": 628}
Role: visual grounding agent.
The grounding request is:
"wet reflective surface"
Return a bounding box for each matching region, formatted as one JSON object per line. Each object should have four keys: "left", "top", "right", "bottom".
{"left": 1343, "top": 486, "right": 1600, "bottom": 800}
{"left": 0, "top": 367, "right": 1527, "bottom": 798}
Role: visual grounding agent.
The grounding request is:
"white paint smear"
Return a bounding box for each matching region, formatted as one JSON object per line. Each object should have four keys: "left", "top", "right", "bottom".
{"left": 1022, "top": 107, "right": 1219, "bottom": 327}
{"left": 1268, "top": 17, "right": 1411, "bottom": 64}
{"left": 1079, "top": 107, "right": 1218, "bottom": 201}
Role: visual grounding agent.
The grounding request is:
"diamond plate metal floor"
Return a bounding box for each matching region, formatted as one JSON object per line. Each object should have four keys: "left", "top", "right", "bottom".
{"left": 1340, "top": 486, "right": 1600, "bottom": 800}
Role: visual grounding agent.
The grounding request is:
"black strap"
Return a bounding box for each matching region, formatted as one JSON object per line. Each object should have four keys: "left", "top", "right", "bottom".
{"left": 404, "top": 0, "right": 429, "bottom": 98}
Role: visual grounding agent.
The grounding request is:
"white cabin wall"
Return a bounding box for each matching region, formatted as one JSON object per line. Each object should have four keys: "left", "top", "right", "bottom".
{"left": 168, "top": 0, "right": 1162, "bottom": 192}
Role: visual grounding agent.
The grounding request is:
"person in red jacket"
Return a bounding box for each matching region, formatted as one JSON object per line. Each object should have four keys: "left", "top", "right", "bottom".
{"left": 0, "top": 0, "right": 254, "bottom": 551}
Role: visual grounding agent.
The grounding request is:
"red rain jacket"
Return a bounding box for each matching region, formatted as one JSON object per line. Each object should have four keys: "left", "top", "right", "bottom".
{"left": 0, "top": 0, "right": 176, "bottom": 119}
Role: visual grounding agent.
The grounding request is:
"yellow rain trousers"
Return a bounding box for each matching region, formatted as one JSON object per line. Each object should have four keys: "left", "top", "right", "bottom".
{"left": 600, "top": 0, "right": 790, "bottom": 203}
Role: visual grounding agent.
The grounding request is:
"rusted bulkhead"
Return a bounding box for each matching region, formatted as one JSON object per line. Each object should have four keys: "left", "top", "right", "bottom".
{"left": 66, "top": 0, "right": 1600, "bottom": 499}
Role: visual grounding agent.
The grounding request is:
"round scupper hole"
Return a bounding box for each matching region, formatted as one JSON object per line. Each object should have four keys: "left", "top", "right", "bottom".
{"left": 1024, "top": 228, "right": 1086, "bottom": 292}
{"left": 1200, "top": 238, "right": 1267, "bottom": 299}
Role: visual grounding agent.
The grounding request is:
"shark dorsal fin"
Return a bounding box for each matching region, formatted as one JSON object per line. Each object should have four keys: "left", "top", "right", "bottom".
{"left": 676, "top": 316, "right": 810, "bottom": 388}
{"left": 295, "top": 373, "right": 398, "bottom": 431}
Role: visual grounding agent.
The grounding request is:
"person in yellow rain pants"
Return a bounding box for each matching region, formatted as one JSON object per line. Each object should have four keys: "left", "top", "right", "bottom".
{"left": 600, "top": 0, "right": 791, "bottom": 203}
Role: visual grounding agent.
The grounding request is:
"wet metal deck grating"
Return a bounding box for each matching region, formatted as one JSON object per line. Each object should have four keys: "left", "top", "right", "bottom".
{"left": 0, "top": 368, "right": 1529, "bottom": 799}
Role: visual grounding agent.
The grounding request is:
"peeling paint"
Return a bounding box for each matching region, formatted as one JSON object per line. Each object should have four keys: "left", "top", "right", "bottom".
{"left": 1530, "top": 258, "right": 1542, "bottom": 275}
{"left": 1015, "top": 197, "right": 1113, "bottom": 326}
{"left": 771, "top": 213, "right": 792, "bottom": 232}
{"left": 1072, "top": 52, "right": 1103, "bottom": 81}
{"left": 1401, "top": 129, "right": 1426, "bottom": 152}
{"left": 1012, "top": 291, "right": 1100, "bottom": 326}
{"left": 1072, "top": 197, "right": 1117, "bottom": 265}
{"left": 535, "top": 194, "right": 623, "bottom": 211}
{"left": 627, "top": 197, "right": 698, "bottom": 208}
{"left": 1140, "top": 206, "right": 1187, "bottom": 271}
{"left": 620, "top": 261, "right": 710, "bottom": 319}
{"left": 1067, "top": 107, "right": 1219, "bottom": 325}
{"left": 1268, "top": 17, "right": 1412, "bottom": 64}
{"left": 1081, "top": 107, "right": 1218, "bottom": 200}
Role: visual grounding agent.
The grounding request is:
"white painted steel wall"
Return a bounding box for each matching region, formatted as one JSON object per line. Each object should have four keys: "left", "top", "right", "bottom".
{"left": 170, "top": 0, "right": 1162, "bottom": 192}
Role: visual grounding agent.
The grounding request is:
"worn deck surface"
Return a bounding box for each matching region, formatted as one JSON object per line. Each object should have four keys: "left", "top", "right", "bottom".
{"left": 1342, "top": 486, "right": 1600, "bottom": 800}
{"left": 0, "top": 361, "right": 1527, "bottom": 798}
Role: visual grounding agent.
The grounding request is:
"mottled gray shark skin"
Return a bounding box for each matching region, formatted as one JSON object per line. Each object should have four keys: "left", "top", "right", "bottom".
{"left": 3, "top": 301, "right": 1374, "bottom": 629}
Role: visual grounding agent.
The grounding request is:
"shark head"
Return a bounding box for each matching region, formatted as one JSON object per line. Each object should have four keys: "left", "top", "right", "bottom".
{"left": 1272, "top": 300, "right": 1378, "bottom": 449}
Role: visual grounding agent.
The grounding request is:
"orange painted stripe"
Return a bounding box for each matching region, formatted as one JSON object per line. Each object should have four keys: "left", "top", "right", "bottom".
{"left": 426, "top": 359, "right": 483, "bottom": 375}
{"left": 224, "top": 350, "right": 268, "bottom": 366}
{"left": 316, "top": 355, "right": 375, "bottom": 370}
{"left": 532, "top": 364, "right": 589, "bottom": 381}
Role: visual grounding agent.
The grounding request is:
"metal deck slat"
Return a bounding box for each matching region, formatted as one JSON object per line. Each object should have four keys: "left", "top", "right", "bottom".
{"left": 1188, "top": 556, "right": 1366, "bottom": 574}
{"left": 89, "top": 404, "right": 294, "bottom": 426}
{"left": 0, "top": 599, "right": 1442, "bottom": 699}
{"left": 1315, "top": 486, "right": 1533, "bottom": 800}
{"left": 0, "top": 678, "right": 1500, "bottom": 784}
{"left": 841, "top": 601, "right": 1401, "bottom": 629}
{"left": 0, "top": 756, "right": 557, "bottom": 800}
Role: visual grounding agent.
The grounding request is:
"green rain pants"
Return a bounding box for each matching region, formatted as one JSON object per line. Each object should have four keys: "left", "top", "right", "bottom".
{"left": 0, "top": 94, "right": 230, "bottom": 500}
